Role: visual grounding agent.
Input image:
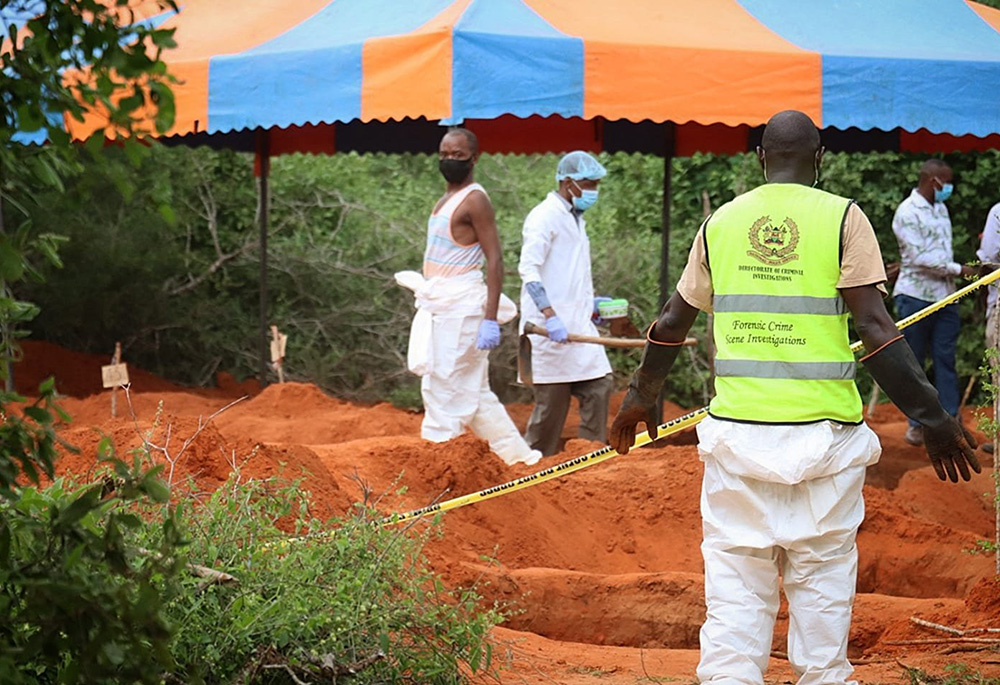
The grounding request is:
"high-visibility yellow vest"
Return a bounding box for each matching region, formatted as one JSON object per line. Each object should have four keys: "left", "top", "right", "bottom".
{"left": 706, "top": 183, "right": 862, "bottom": 424}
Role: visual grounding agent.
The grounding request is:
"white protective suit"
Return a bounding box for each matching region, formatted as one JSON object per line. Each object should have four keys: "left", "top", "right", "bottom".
{"left": 395, "top": 270, "right": 538, "bottom": 466}
{"left": 695, "top": 416, "right": 882, "bottom": 685}
{"left": 518, "top": 192, "right": 612, "bottom": 384}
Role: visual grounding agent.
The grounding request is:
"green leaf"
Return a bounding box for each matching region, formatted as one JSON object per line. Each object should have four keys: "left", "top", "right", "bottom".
{"left": 85, "top": 132, "right": 106, "bottom": 159}
{"left": 23, "top": 406, "right": 52, "bottom": 425}
{"left": 31, "top": 155, "right": 65, "bottom": 192}
{"left": 143, "top": 478, "right": 170, "bottom": 504}
{"left": 48, "top": 126, "right": 71, "bottom": 147}
{"left": 56, "top": 487, "right": 101, "bottom": 528}
{"left": 0, "top": 519, "right": 10, "bottom": 566}
{"left": 150, "top": 82, "right": 175, "bottom": 133}
{"left": 16, "top": 105, "right": 45, "bottom": 133}
{"left": 0, "top": 238, "right": 25, "bottom": 281}
{"left": 157, "top": 203, "right": 176, "bottom": 225}
{"left": 101, "top": 642, "right": 125, "bottom": 666}
{"left": 123, "top": 137, "right": 146, "bottom": 166}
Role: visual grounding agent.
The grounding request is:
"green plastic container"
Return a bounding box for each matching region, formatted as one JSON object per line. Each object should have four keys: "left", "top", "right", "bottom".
{"left": 597, "top": 298, "right": 629, "bottom": 319}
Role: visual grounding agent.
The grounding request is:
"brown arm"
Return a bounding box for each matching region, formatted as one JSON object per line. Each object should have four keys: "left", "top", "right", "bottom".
{"left": 842, "top": 283, "right": 980, "bottom": 482}
{"left": 466, "top": 192, "right": 502, "bottom": 321}
{"left": 838, "top": 284, "right": 900, "bottom": 353}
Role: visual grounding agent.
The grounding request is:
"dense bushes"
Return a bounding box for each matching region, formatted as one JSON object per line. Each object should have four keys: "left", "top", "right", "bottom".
{"left": 160, "top": 473, "right": 500, "bottom": 684}
{"left": 1, "top": 447, "right": 500, "bottom": 683}
{"left": 21, "top": 145, "right": 1000, "bottom": 408}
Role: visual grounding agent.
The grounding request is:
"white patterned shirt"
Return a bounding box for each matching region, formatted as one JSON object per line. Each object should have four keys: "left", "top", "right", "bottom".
{"left": 891, "top": 188, "right": 962, "bottom": 303}
{"left": 977, "top": 201, "right": 1000, "bottom": 316}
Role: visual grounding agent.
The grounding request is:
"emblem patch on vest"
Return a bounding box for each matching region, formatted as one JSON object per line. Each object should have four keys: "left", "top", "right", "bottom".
{"left": 747, "top": 215, "right": 800, "bottom": 266}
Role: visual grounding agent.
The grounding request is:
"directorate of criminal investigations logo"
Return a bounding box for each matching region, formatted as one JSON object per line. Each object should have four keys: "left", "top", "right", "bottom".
{"left": 747, "top": 215, "right": 800, "bottom": 266}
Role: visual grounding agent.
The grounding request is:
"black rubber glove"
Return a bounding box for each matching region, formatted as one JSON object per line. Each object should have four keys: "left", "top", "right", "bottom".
{"left": 610, "top": 336, "right": 682, "bottom": 455}
{"left": 862, "top": 337, "right": 981, "bottom": 482}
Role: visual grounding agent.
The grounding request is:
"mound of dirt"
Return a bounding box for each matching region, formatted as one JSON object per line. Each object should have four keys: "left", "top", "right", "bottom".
{"left": 214, "top": 382, "right": 423, "bottom": 445}
{"left": 55, "top": 409, "right": 352, "bottom": 521}
{"left": 17, "top": 340, "right": 184, "bottom": 397}
{"left": 13, "top": 339, "right": 1000, "bottom": 682}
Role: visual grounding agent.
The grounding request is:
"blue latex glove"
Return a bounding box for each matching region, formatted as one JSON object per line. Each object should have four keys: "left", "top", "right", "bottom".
{"left": 476, "top": 319, "right": 501, "bottom": 350}
{"left": 545, "top": 315, "right": 570, "bottom": 343}
{"left": 593, "top": 296, "right": 613, "bottom": 325}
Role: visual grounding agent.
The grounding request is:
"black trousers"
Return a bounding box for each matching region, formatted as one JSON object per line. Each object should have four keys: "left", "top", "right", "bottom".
{"left": 525, "top": 374, "right": 613, "bottom": 456}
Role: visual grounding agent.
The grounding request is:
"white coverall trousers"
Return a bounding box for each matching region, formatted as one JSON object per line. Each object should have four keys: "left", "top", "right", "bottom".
{"left": 396, "top": 270, "right": 537, "bottom": 466}
{"left": 420, "top": 313, "right": 535, "bottom": 463}
{"left": 696, "top": 418, "right": 880, "bottom": 685}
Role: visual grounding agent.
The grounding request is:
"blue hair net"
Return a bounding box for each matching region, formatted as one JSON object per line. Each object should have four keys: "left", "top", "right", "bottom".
{"left": 555, "top": 151, "right": 607, "bottom": 182}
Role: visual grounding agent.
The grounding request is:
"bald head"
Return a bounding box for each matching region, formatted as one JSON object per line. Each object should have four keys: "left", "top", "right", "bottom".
{"left": 915, "top": 158, "right": 953, "bottom": 203}
{"left": 761, "top": 110, "right": 821, "bottom": 157}
{"left": 919, "top": 158, "right": 950, "bottom": 183}
{"left": 758, "top": 110, "right": 823, "bottom": 185}
{"left": 442, "top": 127, "right": 479, "bottom": 156}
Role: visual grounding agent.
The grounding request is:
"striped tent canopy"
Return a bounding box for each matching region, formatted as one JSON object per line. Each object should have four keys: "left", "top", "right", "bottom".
{"left": 6, "top": 0, "right": 1000, "bottom": 154}
{"left": 67, "top": 0, "right": 1000, "bottom": 156}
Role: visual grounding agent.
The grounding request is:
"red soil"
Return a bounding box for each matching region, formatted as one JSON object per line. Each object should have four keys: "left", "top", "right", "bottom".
{"left": 16, "top": 342, "right": 1000, "bottom": 683}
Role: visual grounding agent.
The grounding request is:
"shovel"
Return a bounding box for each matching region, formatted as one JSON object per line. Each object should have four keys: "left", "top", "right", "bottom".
{"left": 517, "top": 321, "right": 697, "bottom": 387}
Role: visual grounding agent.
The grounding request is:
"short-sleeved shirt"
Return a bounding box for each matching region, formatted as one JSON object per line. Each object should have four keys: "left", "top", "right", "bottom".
{"left": 891, "top": 189, "right": 960, "bottom": 303}
{"left": 977, "top": 201, "right": 1000, "bottom": 316}
{"left": 677, "top": 202, "right": 887, "bottom": 313}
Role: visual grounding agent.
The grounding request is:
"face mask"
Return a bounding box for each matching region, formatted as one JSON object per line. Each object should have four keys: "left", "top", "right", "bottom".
{"left": 439, "top": 158, "right": 473, "bottom": 184}
{"left": 934, "top": 182, "right": 953, "bottom": 203}
{"left": 571, "top": 180, "right": 599, "bottom": 211}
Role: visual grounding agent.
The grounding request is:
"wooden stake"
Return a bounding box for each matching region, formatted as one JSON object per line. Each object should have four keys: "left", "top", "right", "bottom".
{"left": 270, "top": 325, "right": 286, "bottom": 384}
{"left": 111, "top": 342, "right": 121, "bottom": 418}
{"left": 959, "top": 372, "right": 978, "bottom": 415}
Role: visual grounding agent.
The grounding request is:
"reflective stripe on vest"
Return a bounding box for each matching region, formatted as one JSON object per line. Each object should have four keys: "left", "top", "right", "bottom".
{"left": 714, "top": 294, "right": 847, "bottom": 316}
{"left": 715, "top": 359, "right": 856, "bottom": 381}
{"left": 706, "top": 184, "right": 862, "bottom": 424}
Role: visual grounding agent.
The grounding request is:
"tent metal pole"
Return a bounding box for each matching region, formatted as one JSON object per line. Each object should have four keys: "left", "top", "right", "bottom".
{"left": 656, "top": 123, "right": 676, "bottom": 424}
{"left": 658, "top": 122, "right": 676, "bottom": 309}
{"left": 256, "top": 130, "right": 271, "bottom": 384}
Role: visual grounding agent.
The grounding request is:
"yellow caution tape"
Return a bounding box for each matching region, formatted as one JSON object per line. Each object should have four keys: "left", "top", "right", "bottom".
{"left": 379, "top": 268, "right": 1000, "bottom": 526}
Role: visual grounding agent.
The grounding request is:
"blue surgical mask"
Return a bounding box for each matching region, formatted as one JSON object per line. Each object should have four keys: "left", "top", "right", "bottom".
{"left": 571, "top": 180, "right": 599, "bottom": 211}
{"left": 934, "top": 183, "right": 953, "bottom": 203}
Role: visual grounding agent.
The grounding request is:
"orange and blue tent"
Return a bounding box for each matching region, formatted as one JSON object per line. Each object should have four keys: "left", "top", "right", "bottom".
{"left": 8, "top": 0, "right": 1000, "bottom": 153}
{"left": 90, "top": 0, "right": 1000, "bottom": 155}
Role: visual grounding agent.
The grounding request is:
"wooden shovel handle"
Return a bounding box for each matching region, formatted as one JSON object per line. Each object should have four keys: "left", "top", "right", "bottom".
{"left": 524, "top": 321, "right": 696, "bottom": 348}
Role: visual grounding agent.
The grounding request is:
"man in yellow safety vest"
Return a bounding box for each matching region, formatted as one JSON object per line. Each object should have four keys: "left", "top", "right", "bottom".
{"left": 610, "top": 110, "right": 980, "bottom": 685}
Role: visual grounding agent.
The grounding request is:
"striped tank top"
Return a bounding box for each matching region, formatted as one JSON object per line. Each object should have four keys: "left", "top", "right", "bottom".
{"left": 423, "top": 183, "right": 487, "bottom": 279}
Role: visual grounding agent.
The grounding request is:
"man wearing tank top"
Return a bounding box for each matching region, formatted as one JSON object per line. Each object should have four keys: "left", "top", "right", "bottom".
{"left": 399, "top": 128, "right": 540, "bottom": 467}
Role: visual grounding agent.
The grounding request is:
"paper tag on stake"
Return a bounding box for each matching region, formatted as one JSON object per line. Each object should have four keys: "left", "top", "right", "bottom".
{"left": 101, "top": 363, "right": 129, "bottom": 389}
{"left": 270, "top": 333, "right": 288, "bottom": 363}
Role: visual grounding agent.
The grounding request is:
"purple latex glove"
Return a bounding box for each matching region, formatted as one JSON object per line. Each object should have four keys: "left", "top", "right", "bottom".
{"left": 593, "top": 296, "right": 613, "bottom": 325}
{"left": 476, "top": 319, "right": 501, "bottom": 350}
{"left": 545, "top": 315, "right": 570, "bottom": 343}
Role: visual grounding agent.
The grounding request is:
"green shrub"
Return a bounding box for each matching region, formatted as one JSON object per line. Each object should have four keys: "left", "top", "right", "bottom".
{"left": 903, "top": 663, "right": 1000, "bottom": 685}
{"left": 0, "top": 437, "right": 184, "bottom": 684}
{"left": 159, "top": 473, "right": 501, "bottom": 683}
